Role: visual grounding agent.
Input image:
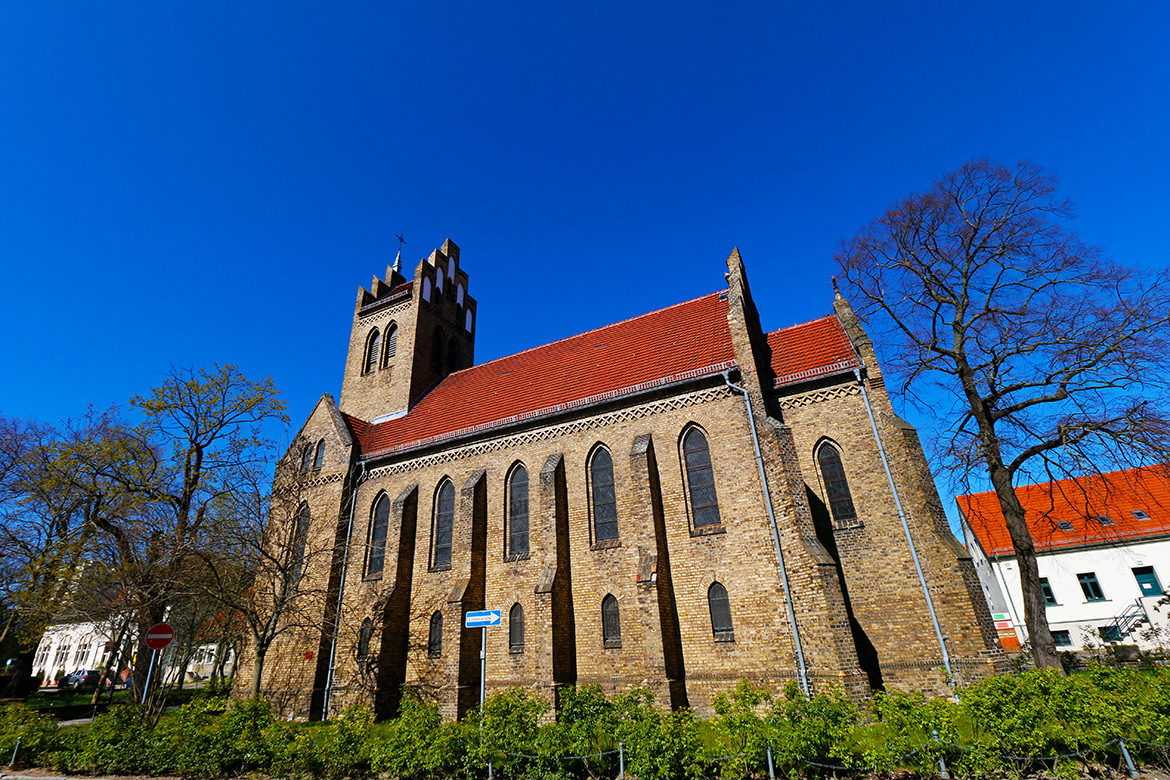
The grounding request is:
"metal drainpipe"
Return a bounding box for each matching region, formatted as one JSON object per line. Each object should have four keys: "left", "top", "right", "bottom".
{"left": 854, "top": 367, "right": 954, "bottom": 680}
{"left": 322, "top": 460, "right": 366, "bottom": 718}
{"left": 723, "top": 370, "right": 811, "bottom": 696}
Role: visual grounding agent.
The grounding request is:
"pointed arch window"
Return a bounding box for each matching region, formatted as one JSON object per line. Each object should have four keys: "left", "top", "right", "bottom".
{"left": 428, "top": 611, "right": 443, "bottom": 658}
{"left": 291, "top": 503, "right": 311, "bottom": 582}
{"left": 431, "top": 328, "right": 444, "bottom": 373}
{"left": 356, "top": 618, "right": 374, "bottom": 664}
{"left": 367, "top": 493, "right": 390, "bottom": 578}
{"left": 507, "top": 464, "right": 529, "bottom": 559}
{"left": 300, "top": 444, "right": 313, "bottom": 473}
{"left": 817, "top": 444, "right": 857, "bottom": 524}
{"left": 708, "top": 582, "right": 734, "bottom": 641}
{"left": 364, "top": 329, "right": 381, "bottom": 374}
{"left": 382, "top": 322, "right": 398, "bottom": 366}
{"left": 682, "top": 427, "right": 721, "bottom": 528}
{"left": 422, "top": 277, "right": 432, "bottom": 302}
{"left": 509, "top": 603, "right": 525, "bottom": 652}
{"left": 432, "top": 480, "right": 455, "bottom": 569}
{"left": 590, "top": 447, "right": 619, "bottom": 543}
{"left": 602, "top": 594, "right": 621, "bottom": 648}
{"left": 313, "top": 439, "right": 326, "bottom": 471}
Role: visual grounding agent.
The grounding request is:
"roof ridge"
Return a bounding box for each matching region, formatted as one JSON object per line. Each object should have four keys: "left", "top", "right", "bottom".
{"left": 766, "top": 312, "right": 839, "bottom": 336}
{"left": 441, "top": 290, "right": 725, "bottom": 378}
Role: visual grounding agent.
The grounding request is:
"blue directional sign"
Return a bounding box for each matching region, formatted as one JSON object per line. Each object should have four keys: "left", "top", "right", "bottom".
{"left": 465, "top": 610, "right": 502, "bottom": 628}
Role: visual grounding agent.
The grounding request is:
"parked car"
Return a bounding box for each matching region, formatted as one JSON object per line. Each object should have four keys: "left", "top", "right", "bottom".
{"left": 59, "top": 669, "right": 100, "bottom": 688}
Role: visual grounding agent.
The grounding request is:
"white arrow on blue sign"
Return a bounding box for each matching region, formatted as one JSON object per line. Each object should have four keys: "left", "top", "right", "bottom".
{"left": 465, "top": 610, "right": 502, "bottom": 628}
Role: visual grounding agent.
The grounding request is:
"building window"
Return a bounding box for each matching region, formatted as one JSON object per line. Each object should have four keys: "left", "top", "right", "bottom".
{"left": 53, "top": 644, "right": 71, "bottom": 669}
{"left": 428, "top": 612, "right": 443, "bottom": 658}
{"left": 1133, "top": 566, "right": 1163, "bottom": 596}
{"left": 817, "top": 444, "right": 857, "bottom": 524}
{"left": 509, "top": 603, "right": 525, "bottom": 653}
{"left": 507, "top": 464, "right": 529, "bottom": 559}
{"left": 367, "top": 493, "right": 390, "bottom": 577}
{"left": 74, "top": 641, "right": 91, "bottom": 666}
{"left": 1040, "top": 577, "right": 1057, "bottom": 606}
{"left": 708, "top": 582, "right": 734, "bottom": 641}
{"left": 432, "top": 479, "right": 455, "bottom": 569}
{"left": 1057, "top": 520, "right": 1074, "bottom": 531}
{"left": 602, "top": 594, "right": 621, "bottom": 648}
{"left": 300, "top": 444, "right": 313, "bottom": 473}
{"left": 422, "top": 277, "right": 432, "bottom": 302}
{"left": 357, "top": 618, "right": 374, "bottom": 664}
{"left": 465, "top": 309, "right": 474, "bottom": 333}
{"left": 1096, "top": 514, "right": 1115, "bottom": 525}
{"left": 291, "top": 502, "right": 311, "bottom": 581}
{"left": 1132, "top": 510, "right": 1150, "bottom": 521}
{"left": 1099, "top": 625, "right": 1122, "bottom": 642}
{"left": 590, "top": 446, "right": 619, "bottom": 543}
{"left": 364, "top": 329, "right": 381, "bottom": 374}
{"left": 681, "top": 427, "right": 721, "bottom": 528}
{"left": 431, "top": 328, "right": 444, "bottom": 373}
{"left": 383, "top": 323, "right": 398, "bottom": 366}
{"left": 1053, "top": 630, "right": 1072, "bottom": 647}
{"left": 1078, "top": 572, "right": 1105, "bottom": 602}
{"left": 313, "top": 439, "right": 326, "bottom": 470}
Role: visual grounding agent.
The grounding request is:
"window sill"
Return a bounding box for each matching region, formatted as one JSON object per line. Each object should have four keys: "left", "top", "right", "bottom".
{"left": 362, "top": 574, "right": 384, "bottom": 583}
{"left": 509, "top": 646, "right": 524, "bottom": 655}
{"left": 603, "top": 640, "right": 622, "bottom": 649}
{"left": 691, "top": 524, "right": 726, "bottom": 537}
{"left": 714, "top": 632, "right": 735, "bottom": 643}
{"left": 832, "top": 519, "right": 864, "bottom": 532}
{"left": 591, "top": 538, "right": 622, "bottom": 551}
{"left": 505, "top": 552, "right": 531, "bottom": 562}
{"left": 430, "top": 564, "right": 452, "bottom": 573}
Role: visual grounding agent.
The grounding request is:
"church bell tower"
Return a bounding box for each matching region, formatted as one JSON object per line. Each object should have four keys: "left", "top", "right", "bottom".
{"left": 338, "top": 238, "right": 476, "bottom": 422}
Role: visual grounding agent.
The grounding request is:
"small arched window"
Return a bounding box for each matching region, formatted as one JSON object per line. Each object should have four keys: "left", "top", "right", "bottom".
{"left": 456, "top": 283, "right": 465, "bottom": 306}
{"left": 436, "top": 266, "right": 445, "bottom": 292}
{"left": 383, "top": 323, "right": 398, "bottom": 366}
{"left": 431, "top": 328, "right": 444, "bottom": 373}
{"left": 422, "top": 277, "right": 432, "bottom": 302}
{"left": 602, "top": 594, "right": 621, "bottom": 648}
{"left": 300, "top": 444, "right": 313, "bottom": 473}
{"left": 432, "top": 480, "right": 455, "bottom": 569}
{"left": 708, "top": 582, "right": 734, "bottom": 641}
{"left": 367, "top": 493, "right": 390, "bottom": 577}
{"left": 291, "top": 503, "right": 311, "bottom": 581}
{"left": 817, "top": 444, "right": 857, "bottom": 524}
{"left": 507, "top": 464, "right": 529, "bottom": 558}
{"left": 682, "top": 427, "right": 721, "bottom": 528}
{"left": 465, "top": 309, "right": 474, "bottom": 333}
{"left": 313, "top": 439, "right": 326, "bottom": 470}
{"left": 590, "top": 447, "right": 618, "bottom": 542}
{"left": 447, "top": 337, "right": 460, "bottom": 375}
{"left": 357, "top": 617, "right": 374, "bottom": 664}
{"left": 509, "top": 603, "right": 525, "bottom": 652}
{"left": 364, "top": 329, "right": 381, "bottom": 374}
{"left": 428, "top": 611, "right": 443, "bottom": 658}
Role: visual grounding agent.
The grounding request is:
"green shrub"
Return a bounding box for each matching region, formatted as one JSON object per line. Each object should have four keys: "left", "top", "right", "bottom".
{"left": 0, "top": 702, "right": 60, "bottom": 768}
{"left": 58, "top": 704, "right": 154, "bottom": 775}
{"left": 767, "top": 682, "right": 862, "bottom": 777}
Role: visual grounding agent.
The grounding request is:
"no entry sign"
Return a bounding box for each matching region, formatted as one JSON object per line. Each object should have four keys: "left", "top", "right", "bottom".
{"left": 144, "top": 622, "right": 175, "bottom": 650}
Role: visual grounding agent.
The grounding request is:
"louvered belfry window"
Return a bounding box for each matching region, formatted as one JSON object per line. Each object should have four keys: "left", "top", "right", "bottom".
{"left": 590, "top": 447, "right": 619, "bottom": 542}
{"left": 602, "top": 594, "right": 621, "bottom": 648}
{"left": 367, "top": 494, "right": 390, "bottom": 577}
{"left": 383, "top": 323, "right": 398, "bottom": 365}
{"left": 508, "top": 465, "right": 529, "bottom": 558}
{"left": 364, "top": 329, "right": 380, "bottom": 374}
{"left": 817, "top": 445, "right": 857, "bottom": 523}
{"left": 708, "top": 581, "right": 734, "bottom": 641}
{"left": 683, "top": 428, "right": 721, "bottom": 527}
{"left": 428, "top": 612, "right": 443, "bottom": 658}
{"left": 509, "top": 603, "right": 525, "bottom": 652}
{"left": 432, "top": 480, "right": 455, "bottom": 568}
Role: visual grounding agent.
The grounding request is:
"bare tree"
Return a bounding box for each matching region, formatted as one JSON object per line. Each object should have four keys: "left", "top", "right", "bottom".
{"left": 836, "top": 159, "right": 1170, "bottom": 669}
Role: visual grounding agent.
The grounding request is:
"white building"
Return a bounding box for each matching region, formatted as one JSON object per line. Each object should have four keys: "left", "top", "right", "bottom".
{"left": 959, "top": 465, "right": 1170, "bottom": 652}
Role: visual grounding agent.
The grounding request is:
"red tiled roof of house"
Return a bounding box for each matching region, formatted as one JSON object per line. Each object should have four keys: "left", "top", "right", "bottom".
{"left": 958, "top": 465, "right": 1170, "bottom": 557}
{"left": 767, "top": 315, "right": 859, "bottom": 387}
{"left": 348, "top": 294, "right": 862, "bottom": 459}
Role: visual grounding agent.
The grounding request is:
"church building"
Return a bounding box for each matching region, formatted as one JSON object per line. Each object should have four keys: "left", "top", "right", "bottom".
{"left": 238, "top": 239, "right": 1004, "bottom": 720}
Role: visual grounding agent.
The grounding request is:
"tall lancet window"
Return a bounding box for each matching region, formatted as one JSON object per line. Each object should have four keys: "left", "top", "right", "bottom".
{"left": 817, "top": 443, "right": 857, "bottom": 524}
{"left": 432, "top": 479, "right": 455, "bottom": 569}
{"left": 682, "top": 427, "right": 721, "bottom": 528}
{"left": 508, "top": 464, "right": 529, "bottom": 558}
{"left": 590, "top": 447, "right": 618, "bottom": 543}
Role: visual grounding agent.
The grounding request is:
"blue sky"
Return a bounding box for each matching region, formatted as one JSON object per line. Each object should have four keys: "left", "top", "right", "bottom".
{"left": 2, "top": 2, "right": 1168, "bottom": 519}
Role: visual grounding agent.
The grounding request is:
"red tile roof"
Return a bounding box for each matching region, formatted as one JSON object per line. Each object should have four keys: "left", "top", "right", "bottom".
{"left": 959, "top": 465, "right": 1170, "bottom": 557}
{"left": 767, "top": 315, "right": 859, "bottom": 387}
{"left": 347, "top": 292, "right": 861, "bottom": 459}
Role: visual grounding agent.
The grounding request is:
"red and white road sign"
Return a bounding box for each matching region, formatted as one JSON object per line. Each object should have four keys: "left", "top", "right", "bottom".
{"left": 144, "top": 622, "right": 175, "bottom": 650}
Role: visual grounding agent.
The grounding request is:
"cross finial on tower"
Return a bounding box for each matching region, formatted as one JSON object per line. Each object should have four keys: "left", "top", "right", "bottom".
{"left": 392, "top": 233, "right": 406, "bottom": 273}
{"left": 832, "top": 275, "right": 842, "bottom": 300}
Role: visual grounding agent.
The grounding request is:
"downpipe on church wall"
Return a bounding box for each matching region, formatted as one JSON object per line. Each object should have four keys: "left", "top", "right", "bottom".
{"left": 853, "top": 367, "right": 953, "bottom": 681}
{"left": 323, "top": 460, "right": 367, "bottom": 718}
{"left": 722, "top": 370, "right": 810, "bottom": 697}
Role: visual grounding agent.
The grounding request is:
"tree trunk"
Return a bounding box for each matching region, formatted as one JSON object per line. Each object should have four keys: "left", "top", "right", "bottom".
{"left": 250, "top": 645, "right": 266, "bottom": 696}
{"left": 988, "top": 465, "right": 1062, "bottom": 670}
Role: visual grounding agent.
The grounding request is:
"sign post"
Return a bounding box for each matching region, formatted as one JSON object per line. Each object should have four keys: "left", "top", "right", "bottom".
{"left": 464, "top": 610, "right": 501, "bottom": 780}
{"left": 142, "top": 622, "right": 175, "bottom": 705}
